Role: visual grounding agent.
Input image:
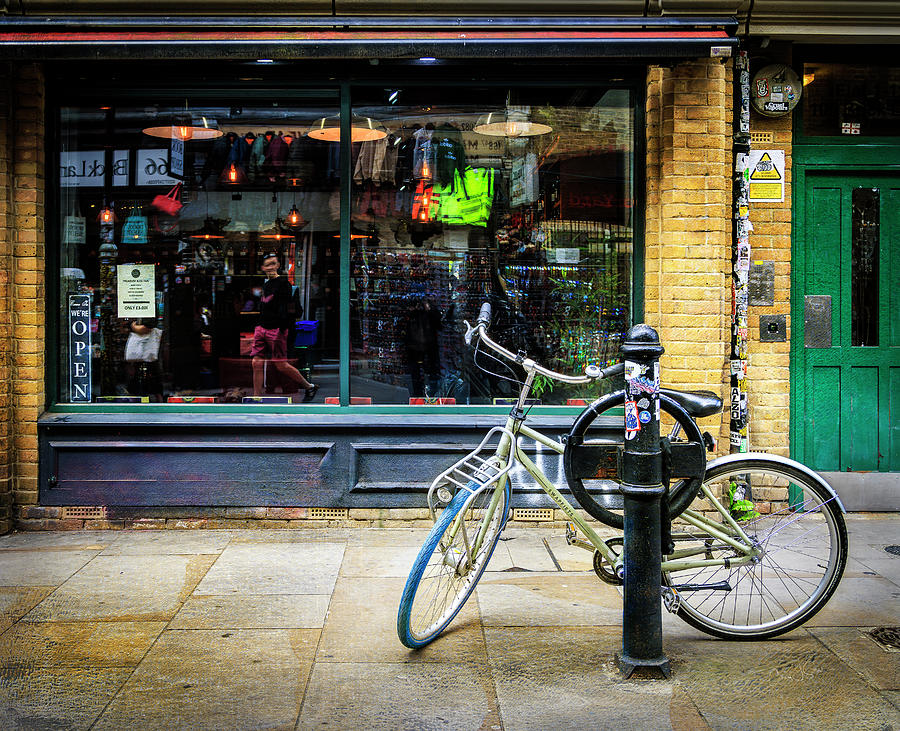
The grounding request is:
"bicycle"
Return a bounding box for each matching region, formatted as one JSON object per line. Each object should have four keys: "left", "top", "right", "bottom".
{"left": 397, "top": 303, "right": 848, "bottom": 647}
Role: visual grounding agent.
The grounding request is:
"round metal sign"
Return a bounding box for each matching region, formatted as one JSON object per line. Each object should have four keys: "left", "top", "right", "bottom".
{"left": 751, "top": 63, "right": 801, "bottom": 118}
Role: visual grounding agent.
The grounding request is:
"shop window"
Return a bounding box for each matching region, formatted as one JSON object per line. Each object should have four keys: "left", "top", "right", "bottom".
{"left": 803, "top": 63, "right": 900, "bottom": 137}
{"left": 58, "top": 97, "right": 340, "bottom": 404}
{"left": 56, "top": 84, "right": 635, "bottom": 407}
{"left": 349, "top": 87, "right": 634, "bottom": 406}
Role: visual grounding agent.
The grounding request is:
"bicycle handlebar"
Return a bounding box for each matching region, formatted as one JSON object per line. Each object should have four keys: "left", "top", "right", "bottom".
{"left": 464, "top": 302, "right": 624, "bottom": 386}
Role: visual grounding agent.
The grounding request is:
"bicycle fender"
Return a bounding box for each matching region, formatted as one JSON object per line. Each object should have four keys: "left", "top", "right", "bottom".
{"left": 705, "top": 452, "right": 847, "bottom": 513}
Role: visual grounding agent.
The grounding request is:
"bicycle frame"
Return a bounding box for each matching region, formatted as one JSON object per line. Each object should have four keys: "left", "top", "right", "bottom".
{"left": 438, "top": 395, "right": 760, "bottom": 580}
{"left": 433, "top": 315, "right": 762, "bottom": 580}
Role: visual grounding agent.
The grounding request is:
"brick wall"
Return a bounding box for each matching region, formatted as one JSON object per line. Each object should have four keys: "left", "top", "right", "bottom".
{"left": 645, "top": 59, "right": 733, "bottom": 451}
{"left": 0, "top": 63, "right": 45, "bottom": 534}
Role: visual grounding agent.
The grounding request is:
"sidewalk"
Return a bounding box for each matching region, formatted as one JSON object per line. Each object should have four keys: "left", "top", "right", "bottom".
{"left": 1, "top": 515, "right": 898, "bottom": 730}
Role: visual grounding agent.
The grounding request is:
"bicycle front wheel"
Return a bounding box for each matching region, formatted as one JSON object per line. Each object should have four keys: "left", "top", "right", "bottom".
{"left": 663, "top": 455, "right": 847, "bottom": 640}
{"left": 398, "top": 483, "right": 509, "bottom": 649}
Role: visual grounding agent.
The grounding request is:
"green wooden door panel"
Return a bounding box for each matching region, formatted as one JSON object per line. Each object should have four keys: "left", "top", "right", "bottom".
{"left": 845, "top": 366, "right": 879, "bottom": 471}
{"left": 806, "top": 365, "right": 841, "bottom": 471}
{"left": 796, "top": 174, "right": 900, "bottom": 472}
{"left": 890, "top": 366, "right": 900, "bottom": 470}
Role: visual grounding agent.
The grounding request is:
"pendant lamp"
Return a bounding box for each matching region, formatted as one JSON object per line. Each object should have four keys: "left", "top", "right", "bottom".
{"left": 143, "top": 113, "right": 223, "bottom": 141}
{"left": 307, "top": 115, "right": 388, "bottom": 142}
{"left": 189, "top": 216, "right": 226, "bottom": 240}
{"left": 473, "top": 108, "right": 552, "bottom": 138}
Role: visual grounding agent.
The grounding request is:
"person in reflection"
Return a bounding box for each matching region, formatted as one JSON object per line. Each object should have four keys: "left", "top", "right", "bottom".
{"left": 406, "top": 295, "right": 443, "bottom": 398}
{"left": 251, "top": 252, "right": 318, "bottom": 402}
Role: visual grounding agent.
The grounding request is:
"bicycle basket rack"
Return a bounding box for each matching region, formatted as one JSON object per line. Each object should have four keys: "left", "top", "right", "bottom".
{"left": 426, "top": 426, "right": 517, "bottom": 521}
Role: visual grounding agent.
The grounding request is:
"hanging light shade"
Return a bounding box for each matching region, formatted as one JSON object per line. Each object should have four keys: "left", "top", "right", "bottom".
{"left": 143, "top": 112, "right": 223, "bottom": 141}
{"left": 98, "top": 204, "right": 116, "bottom": 224}
{"left": 473, "top": 109, "right": 552, "bottom": 138}
{"left": 189, "top": 216, "right": 226, "bottom": 240}
{"left": 307, "top": 115, "right": 388, "bottom": 142}
{"left": 286, "top": 205, "right": 305, "bottom": 228}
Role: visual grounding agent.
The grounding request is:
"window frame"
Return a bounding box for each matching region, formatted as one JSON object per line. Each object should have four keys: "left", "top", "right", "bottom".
{"left": 45, "top": 63, "right": 646, "bottom": 415}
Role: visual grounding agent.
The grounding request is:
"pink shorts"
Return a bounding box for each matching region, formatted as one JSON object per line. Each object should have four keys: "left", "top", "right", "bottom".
{"left": 250, "top": 326, "right": 289, "bottom": 359}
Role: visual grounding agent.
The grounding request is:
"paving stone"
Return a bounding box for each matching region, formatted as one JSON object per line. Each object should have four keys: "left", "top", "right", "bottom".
{"left": 100, "top": 529, "right": 234, "bottom": 555}
{"left": 669, "top": 632, "right": 900, "bottom": 730}
{"left": 193, "top": 542, "right": 344, "bottom": 595}
{"left": 339, "top": 545, "right": 422, "bottom": 578}
{"left": 501, "top": 534, "right": 559, "bottom": 572}
{"left": 0, "top": 587, "right": 53, "bottom": 633}
{"left": 543, "top": 534, "right": 597, "bottom": 571}
{"left": 0, "top": 621, "right": 165, "bottom": 668}
{"left": 92, "top": 629, "right": 317, "bottom": 731}
{"left": 318, "top": 577, "right": 486, "bottom": 663}
{"left": 24, "top": 554, "right": 217, "bottom": 622}
{"left": 484, "top": 626, "right": 674, "bottom": 731}
{"left": 0, "top": 531, "right": 114, "bottom": 551}
{"left": 230, "top": 529, "right": 351, "bottom": 544}
{"left": 803, "top": 576, "right": 900, "bottom": 627}
{"left": 297, "top": 661, "right": 500, "bottom": 731}
{"left": 0, "top": 666, "right": 132, "bottom": 731}
{"left": 170, "top": 594, "right": 330, "bottom": 629}
{"left": 0, "top": 551, "right": 99, "bottom": 587}
{"left": 477, "top": 572, "right": 622, "bottom": 627}
{"left": 808, "top": 626, "right": 900, "bottom": 690}
{"left": 852, "top": 557, "right": 900, "bottom": 587}
{"left": 346, "top": 528, "right": 432, "bottom": 547}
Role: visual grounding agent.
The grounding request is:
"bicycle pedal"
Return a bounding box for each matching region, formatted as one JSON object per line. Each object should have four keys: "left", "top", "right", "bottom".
{"left": 565, "top": 522, "right": 577, "bottom": 545}
{"left": 661, "top": 586, "right": 681, "bottom": 614}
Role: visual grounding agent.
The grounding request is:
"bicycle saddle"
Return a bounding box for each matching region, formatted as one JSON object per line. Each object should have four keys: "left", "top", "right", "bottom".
{"left": 659, "top": 389, "right": 722, "bottom": 418}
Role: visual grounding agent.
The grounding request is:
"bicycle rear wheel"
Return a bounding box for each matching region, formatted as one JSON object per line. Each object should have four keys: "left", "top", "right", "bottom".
{"left": 663, "top": 455, "right": 847, "bottom": 640}
{"left": 397, "top": 482, "right": 509, "bottom": 648}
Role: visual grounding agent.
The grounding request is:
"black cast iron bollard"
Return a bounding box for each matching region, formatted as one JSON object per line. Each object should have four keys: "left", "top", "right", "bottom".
{"left": 617, "top": 324, "right": 671, "bottom": 678}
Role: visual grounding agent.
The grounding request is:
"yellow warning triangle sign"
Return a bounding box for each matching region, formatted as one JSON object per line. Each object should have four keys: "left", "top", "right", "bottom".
{"left": 750, "top": 152, "right": 781, "bottom": 180}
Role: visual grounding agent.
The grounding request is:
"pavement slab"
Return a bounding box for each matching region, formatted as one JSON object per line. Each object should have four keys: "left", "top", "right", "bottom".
{"left": 194, "top": 542, "right": 344, "bottom": 595}
{"left": 668, "top": 631, "right": 900, "bottom": 730}
{"left": 0, "top": 620, "right": 165, "bottom": 668}
{"left": 477, "top": 572, "right": 623, "bottom": 627}
{"left": 339, "top": 544, "right": 421, "bottom": 578}
{"left": 484, "top": 625, "right": 675, "bottom": 731}
{"left": 0, "top": 550, "right": 100, "bottom": 587}
{"left": 0, "top": 531, "right": 114, "bottom": 551}
{"left": 99, "top": 529, "right": 234, "bottom": 555}
{"left": 23, "top": 554, "right": 217, "bottom": 622}
{"left": 318, "top": 577, "right": 487, "bottom": 663}
{"left": 297, "top": 661, "right": 502, "bottom": 731}
{"left": 170, "top": 594, "right": 331, "bottom": 630}
{"left": 0, "top": 588, "right": 54, "bottom": 633}
{"left": 92, "top": 628, "right": 318, "bottom": 731}
{"left": 803, "top": 575, "right": 900, "bottom": 627}
{"left": 808, "top": 626, "right": 900, "bottom": 690}
{"left": 0, "top": 666, "right": 133, "bottom": 731}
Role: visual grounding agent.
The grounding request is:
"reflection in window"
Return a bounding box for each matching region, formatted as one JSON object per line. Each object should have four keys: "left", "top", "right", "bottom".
{"left": 851, "top": 187, "right": 879, "bottom": 347}
{"left": 58, "top": 99, "right": 340, "bottom": 403}
{"left": 349, "top": 87, "right": 633, "bottom": 405}
{"left": 803, "top": 63, "right": 900, "bottom": 137}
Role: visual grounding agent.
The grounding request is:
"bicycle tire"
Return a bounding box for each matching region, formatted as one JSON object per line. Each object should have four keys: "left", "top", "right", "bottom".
{"left": 564, "top": 390, "right": 706, "bottom": 529}
{"left": 663, "top": 455, "right": 848, "bottom": 640}
{"left": 397, "top": 482, "right": 510, "bottom": 649}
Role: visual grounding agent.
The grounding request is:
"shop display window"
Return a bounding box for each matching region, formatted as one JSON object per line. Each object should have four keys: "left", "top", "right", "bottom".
{"left": 56, "top": 84, "right": 635, "bottom": 407}
{"left": 58, "top": 97, "right": 341, "bottom": 404}
{"left": 349, "top": 87, "right": 634, "bottom": 406}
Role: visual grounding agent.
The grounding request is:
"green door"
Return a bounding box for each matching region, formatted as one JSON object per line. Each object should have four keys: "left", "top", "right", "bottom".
{"left": 797, "top": 174, "right": 900, "bottom": 472}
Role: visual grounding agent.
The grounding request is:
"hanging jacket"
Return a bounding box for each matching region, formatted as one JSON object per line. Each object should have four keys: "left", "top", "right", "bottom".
{"left": 433, "top": 124, "right": 467, "bottom": 188}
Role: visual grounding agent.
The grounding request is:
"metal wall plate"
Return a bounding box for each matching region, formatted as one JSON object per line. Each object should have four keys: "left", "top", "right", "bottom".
{"left": 804, "top": 295, "right": 832, "bottom": 348}
{"left": 512, "top": 508, "right": 554, "bottom": 522}
{"left": 759, "top": 314, "right": 786, "bottom": 342}
{"left": 748, "top": 261, "right": 775, "bottom": 306}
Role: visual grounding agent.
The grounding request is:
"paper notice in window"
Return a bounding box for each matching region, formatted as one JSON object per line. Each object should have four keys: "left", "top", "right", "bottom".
{"left": 117, "top": 264, "right": 155, "bottom": 318}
